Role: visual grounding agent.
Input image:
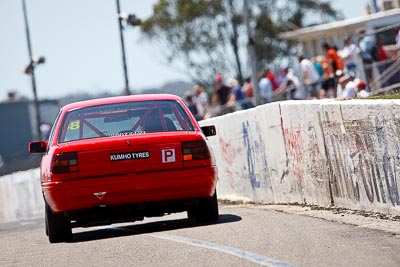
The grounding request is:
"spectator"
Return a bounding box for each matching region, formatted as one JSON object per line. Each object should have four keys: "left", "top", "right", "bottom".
{"left": 338, "top": 75, "right": 356, "bottom": 98}
{"left": 184, "top": 92, "right": 200, "bottom": 120}
{"left": 297, "top": 54, "right": 320, "bottom": 99}
{"left": 242, "top": 77, "right": 256, "bottom": 107}
{"left": 317, "top": 54, "right": 336, "bottom": 98}
{"left": 266, "top": 69, "right": 278, "bottom": 91}
{"left": 340, "top": 37, "right": 360, "bottom": 75}
{"left": 226, "top": 78, "right": 247, "bottom": 110}
{"left": 335, "top": 70, "right": 344, "bottom": 97}
{"left": 375, "top": 39, "right": 390, "bottom": 86}
{"left": 276, "top": 68, "right": 301, "bottom": 100}
{"left": 193, "top": 85, "right": 209, "bottom": 120}
{"left": 356, "top": 80, "right": 370, "bottom": 98}
{"left": 211, "top": 74, "right": 235, "bottom": 115}
{"left": 359, "top": 30, "right": 375, "bottom": 63}
{"left": 276, "top": 66, "right": 289, "bottom": 99}
{"left": 258, "top": 70, "right": 273, "bottom": 104}
{"left": 276, "top": 66, "right": 288, "bottom": 87}
{"left": 318, "top": 88, "right": 328, "bottom": 99}
{"left": 311, "top": 57, "right": 324, "bottom": 78}
{"left": 243, "top": 77, "right": 253, "bottom": 97}
{"left": 376, "top": 40, "right": 388, "bottom": 62}
{"left": 358, "top": 30, "right": 375, "bottom": 83}
{"left": 322, "top": 42, "right": 345, "bottom": 98}
{"left": 322, "top": 42, "right": 344, "bottom": 74}
{"left": 286, "top": 69, "right": 302, "bottom": 100}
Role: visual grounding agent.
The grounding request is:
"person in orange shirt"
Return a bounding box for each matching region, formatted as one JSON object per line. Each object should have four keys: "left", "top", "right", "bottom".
{"left": 322, "top": 43, "right": 344, "bottom": 97}
{"left": 316, "top": 55, "right": 335, "bottom": 98}
{"left": 322, "top": 42, "right": 344, "bottom": 73}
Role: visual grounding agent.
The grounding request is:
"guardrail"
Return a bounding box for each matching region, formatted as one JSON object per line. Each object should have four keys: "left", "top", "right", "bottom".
{"left": 368, "top": 58, "right": 400, "bottom": 92}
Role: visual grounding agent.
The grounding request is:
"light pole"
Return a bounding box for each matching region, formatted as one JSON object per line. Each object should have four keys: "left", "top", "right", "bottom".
{"left": 21, "top": 0, "right": 43, "bottom": 140}
{"left": 115, "top": 0, "right": 141, "bottom": 96}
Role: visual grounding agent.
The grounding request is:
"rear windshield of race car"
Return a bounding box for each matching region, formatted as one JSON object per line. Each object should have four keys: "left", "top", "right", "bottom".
{"left": 58, "top": 100, "right": 195, "bottom": 143}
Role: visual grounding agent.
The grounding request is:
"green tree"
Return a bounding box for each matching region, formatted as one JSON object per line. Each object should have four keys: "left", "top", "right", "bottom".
{"left": 283, "top": 0, "right": 341, "bottom": 28}
{"left": 141, "top": 0, "right": 342, "bottom": 85}
{"left": 141, "top": 0, "right": 230, "bottom": 86}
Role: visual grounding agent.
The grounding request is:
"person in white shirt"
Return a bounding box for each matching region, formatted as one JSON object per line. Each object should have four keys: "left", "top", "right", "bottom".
{"left": 338, "top": 75, "right": 356, "bottom": 98}
{"left": 298, "top": 54, "right": 320, "bottom": 99}
{"left": 340, "top": 37, "right": 360, "bottom": 75}
{"left": 193, "top": 85, "right": 209, "bottom": 120}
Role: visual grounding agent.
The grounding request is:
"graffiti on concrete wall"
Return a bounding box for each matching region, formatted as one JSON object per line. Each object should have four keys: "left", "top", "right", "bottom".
{"left": 323, "top": 111, "right": 400, "bottom": 206}
{"left": 306, "top": 123, "right": 325, "bottom": 181}
{"left": 282, "top": 128, "right": 304, "bottom": 163}
{"left": 218, "top": 136, "right": 235, "bottom": 191}
{"left": 219, "top": 137, "right": 234, "bottom": 166}
{"left": 242, "top": 121, "right": 272, "bottom": 190}
{"left": 375, "top": 116, "right": 400, "bottom": 206}
{"left": 324, "top": 112, "right": 360, "bottom": 202}
{"left": 282, "top": 127, "right": 305, "bottom": 194}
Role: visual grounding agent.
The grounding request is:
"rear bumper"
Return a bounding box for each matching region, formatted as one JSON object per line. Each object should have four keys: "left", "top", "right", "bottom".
{"left": 43, "top": 166, "right": 217, "bottom": 213}
{"left": 66, "top": 197, "right": 202, "bottom": 228}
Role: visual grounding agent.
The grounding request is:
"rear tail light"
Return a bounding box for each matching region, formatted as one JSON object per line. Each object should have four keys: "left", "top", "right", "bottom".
{"left": 51, "top": 152, "right": 79, "bottom": 174}
{"left": 182, "top": 140, "right": 210, "bottom": 161}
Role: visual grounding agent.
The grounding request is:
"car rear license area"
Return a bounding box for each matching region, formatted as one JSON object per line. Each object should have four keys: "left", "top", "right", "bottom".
{"left": 75, "top": 134, "right": 189, "bottom": 178}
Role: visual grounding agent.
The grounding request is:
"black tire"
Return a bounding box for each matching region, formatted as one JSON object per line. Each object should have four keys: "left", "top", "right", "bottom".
{"left": 45, "top": 210, "right": 49, "bottom": 236}
{"left": 187, "top": 191, "right": 219, "bottom": 223}
{"left": 45, "top": 202, "right": 72, "bottom": 243}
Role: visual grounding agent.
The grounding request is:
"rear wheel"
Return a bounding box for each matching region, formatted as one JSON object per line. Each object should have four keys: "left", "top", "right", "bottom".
{"left": 45, "top": 203, "right": 72, "bottom": 243}
{"left": 187, "top": 191, "right": 219, "bottom": 223}
{"left": 45, "top": 211, "right": 49, "bottom": 236}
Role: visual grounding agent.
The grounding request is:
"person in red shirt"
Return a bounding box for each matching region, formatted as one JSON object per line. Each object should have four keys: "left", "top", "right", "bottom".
{"left": 376, "top": 40, "right": 388, "bottom": 62}
{"left": 375, "top": 40, "right": 389, "bottom": 86}
{"left": 266, "top": 69, "right": 278, "bottom": 91}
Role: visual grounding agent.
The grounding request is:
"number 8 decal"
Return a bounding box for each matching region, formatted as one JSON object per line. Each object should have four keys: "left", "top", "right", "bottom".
{"left": 68, "top": 121, "right": 80, "bottom": 130}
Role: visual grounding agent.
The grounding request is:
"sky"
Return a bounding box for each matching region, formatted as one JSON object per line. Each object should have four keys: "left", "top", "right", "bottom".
{"left": 0, "top": 0, "right": 370, "bottom": 100}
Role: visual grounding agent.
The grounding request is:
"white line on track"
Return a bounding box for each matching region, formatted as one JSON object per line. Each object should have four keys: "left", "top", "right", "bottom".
{"left": 147, "top": 232, "right": 296, "bottom": 267}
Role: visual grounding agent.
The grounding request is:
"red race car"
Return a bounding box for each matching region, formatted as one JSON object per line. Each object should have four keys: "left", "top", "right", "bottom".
{"left": 29, "top": 94, "right": 218, "bottom": 243}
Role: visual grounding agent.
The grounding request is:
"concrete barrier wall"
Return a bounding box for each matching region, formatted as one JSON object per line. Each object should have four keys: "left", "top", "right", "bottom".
{"left": 0, "top": 168, "right": 43, "bottom": 223}
{"left": 201, "top": 100, "right": 400, "bottom": 216}
{"left": 1, "top": 99, "right": 399, "bottom": 223}
{"left": 319, "top": 100, "right": 400, "bottom": 214}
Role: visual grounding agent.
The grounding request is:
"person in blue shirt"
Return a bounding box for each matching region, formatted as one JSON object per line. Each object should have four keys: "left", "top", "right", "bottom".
{"left": 359, "top": 30, "right": 375, "bottom": 82}
{"left": 227, "top": 78, "right": 252, "bottom": 110}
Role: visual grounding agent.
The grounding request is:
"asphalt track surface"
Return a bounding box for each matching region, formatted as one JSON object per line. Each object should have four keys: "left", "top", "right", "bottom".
{"left": 1, "top": 204, "right": 399, "bottom": 267}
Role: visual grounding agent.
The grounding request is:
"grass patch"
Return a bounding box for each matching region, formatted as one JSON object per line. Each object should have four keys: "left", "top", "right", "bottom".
{"left": 368, "top": 93, "right": 400, "bottom": 99}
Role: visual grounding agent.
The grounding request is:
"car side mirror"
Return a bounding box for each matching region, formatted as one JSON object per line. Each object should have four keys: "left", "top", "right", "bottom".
{"left": 28, "top": 141, "right": 47, "bottom": 153}
{"left": 201, "top": 125, "right": 216, "bottom": 137}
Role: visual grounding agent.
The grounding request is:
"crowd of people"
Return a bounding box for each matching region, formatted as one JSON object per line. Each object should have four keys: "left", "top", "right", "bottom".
{"left": 183, "top": 28, "right": 400, "bottom": 120}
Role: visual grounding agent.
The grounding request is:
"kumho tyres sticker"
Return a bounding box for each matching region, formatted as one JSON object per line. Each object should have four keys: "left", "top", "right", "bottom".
{"left": 110, "top": 151, "right": 150, "bottom": 161}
